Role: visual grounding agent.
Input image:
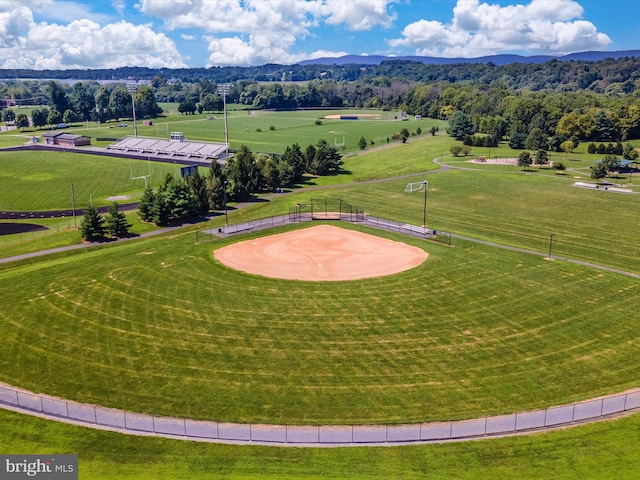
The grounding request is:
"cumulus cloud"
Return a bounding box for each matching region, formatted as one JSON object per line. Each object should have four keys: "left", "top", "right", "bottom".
{"left": 0, "top": 2, "right": 187, "bottom": 69}
{"left": 140, "top": 0, "right": 398, "bottom": 66}
{"left": 389, "top": 0, "right": 611, "bottom": 57}
{"left": 204, "top": 32, "right": 347, "bottom": 67}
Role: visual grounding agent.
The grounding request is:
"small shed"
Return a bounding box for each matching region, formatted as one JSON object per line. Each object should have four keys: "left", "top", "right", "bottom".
{"left": 41, "top": 131, "right": 91, "bottom": 147}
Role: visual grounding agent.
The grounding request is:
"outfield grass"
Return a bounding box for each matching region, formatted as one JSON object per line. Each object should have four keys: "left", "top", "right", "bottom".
{"left": 0, "top": 151, "right": 182, "bottom": 210}
{"left": 1, "top": 221, "right": 638, "bottom": 425}
{"left": 2, "top": 407, "right": 640, "bottom": 479}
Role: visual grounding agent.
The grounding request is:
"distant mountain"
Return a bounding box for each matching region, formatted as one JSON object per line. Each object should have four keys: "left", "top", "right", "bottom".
{"left": 298, "top": 50, "right": 640, "bottom": 66}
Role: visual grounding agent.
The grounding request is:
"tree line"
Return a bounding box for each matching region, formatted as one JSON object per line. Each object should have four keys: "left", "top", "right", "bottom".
{"left": 136, "top": 140, "right": 343, "bottom": 226}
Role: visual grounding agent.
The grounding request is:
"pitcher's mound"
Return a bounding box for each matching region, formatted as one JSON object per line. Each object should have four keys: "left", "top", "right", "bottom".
{"left": 214, "top": 224, "right": 428, "bottom": 281}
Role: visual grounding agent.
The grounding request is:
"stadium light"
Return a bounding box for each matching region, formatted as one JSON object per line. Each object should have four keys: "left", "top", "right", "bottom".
{"left": 127, "top": 84, "right": 138, "bottom": 138}
{"left": 217, "top": 84, "right": 231, "bottom": 154}
{"left": 548, "top": 232, "right": 555, "bottom": 260}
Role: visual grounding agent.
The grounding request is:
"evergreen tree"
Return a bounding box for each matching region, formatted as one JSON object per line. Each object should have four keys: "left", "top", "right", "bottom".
{"left": 151, "top": 192, "right": 170, "bottom": 226}
{"left": 105, "top": 202, "right": 131, "bottom": 238}
{"left": 448, "top": 110, "right": 474, "bottom": 140}
{"left": 80, "top": 204, "right": 105, "bottom": 241}
{"left": 281, "top": 143, "right": 306, "bottom": 184}
{"left": 138, "top": 187, "right": 156, "bottom": 222}
{"left": 185, "top": 171, "right": 209, "bottom": 215}
{"left": 165, "top": 177, "right": 199, "bottom": 220}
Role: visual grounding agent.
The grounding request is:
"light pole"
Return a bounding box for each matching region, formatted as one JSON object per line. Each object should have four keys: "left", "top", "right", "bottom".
{"left": 548, "top": 233, "right": 555, "bottom": 259}
{"left": 127, "top": 84, "right": 138, "bottom": 138}
{"left": 422, "top": 180, "right": 428, "bottom": 228}
{"left": 71, "top": 183, "right": 76, "bottom": 230}
{"left": 223, "top": 180, "right": 228, "bottom": 225}
{"left": 217, "top": 84, "right": 230, "bottom": 154}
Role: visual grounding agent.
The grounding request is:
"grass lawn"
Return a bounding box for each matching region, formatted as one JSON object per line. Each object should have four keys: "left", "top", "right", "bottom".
{"left": 1, "top": 408, "right": 640, "bottom": 479}
{"left": 0, "top": 151, "right": 182, "bottom": 211}
{"left": 1, "top": 222, "right": 638, "bottom": 424}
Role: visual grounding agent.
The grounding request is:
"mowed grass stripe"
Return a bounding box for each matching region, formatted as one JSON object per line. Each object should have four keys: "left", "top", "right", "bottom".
{"left": 1, "top": 224, "right": 639, "bottom": 424}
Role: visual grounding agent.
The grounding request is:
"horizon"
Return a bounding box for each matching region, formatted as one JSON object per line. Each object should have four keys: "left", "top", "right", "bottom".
{"left": 0, "top": 0, "right": 636, "bottom": 70}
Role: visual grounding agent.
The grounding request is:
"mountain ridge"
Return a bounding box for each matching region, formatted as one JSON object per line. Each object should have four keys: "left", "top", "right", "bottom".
{"left": 298, "top": 50, "right": 640, "bottom": 66}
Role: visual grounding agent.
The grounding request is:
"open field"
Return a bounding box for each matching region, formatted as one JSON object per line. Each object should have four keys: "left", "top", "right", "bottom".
{"left": 1, "top": 220, "right": 639, "bottom": 425}
{"left": 2, "top": 110, "right": 640, "bottom": 478}
{"left": 14, "top": 106, "right": 447, "bottom": 155}
{"left": 0, "top": 151, "right": 182, "bottom": 210}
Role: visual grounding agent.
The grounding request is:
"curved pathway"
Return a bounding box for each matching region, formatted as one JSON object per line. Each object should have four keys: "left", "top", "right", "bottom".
{"left": 1, "top": 382, "right": 638, "bottom": 447}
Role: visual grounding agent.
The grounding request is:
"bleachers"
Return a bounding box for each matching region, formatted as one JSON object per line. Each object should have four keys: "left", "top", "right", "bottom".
{"left": 108, "top": 137, "right": 227, "bottom": 160}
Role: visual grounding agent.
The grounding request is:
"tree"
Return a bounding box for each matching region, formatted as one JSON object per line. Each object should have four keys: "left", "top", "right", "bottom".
{"left": 560, "top": 140, "right": 575, "bottom": 161}
{"left": 31, "top": 108, "right": 49, "bottom": 128}
{"left": 450, "top": 145, "right": 463, "bottom": 156}
{"left": 109, "top": 86, "right": 132, "bottom": 120}
{"left": 138, "top": 187, "right": 156, "bottom": 222}
{"left": 15, "top": 113, "right": 29, "bottom": 130}
{"left": 70, "top": 82, "right": 96, "bottom": 121}
{"left": 623, "top": 143, "right": 639, "bottom": 160}
{"left": 308, "top": 139, "right": 343, "bottom": 175}
{"left": 448, "top": 110, "right": 474, "bottom": 140}
{"left": 590, "top": 162, "right": 608, "bottom": 183}
{"left": 165, "top": 177, "right": 199, "bottom": 220}
{"left": 553, "top": 160, "right": 566, "bottom": 174}
{"left": 80, "top": 204, "right": 105, "bottom": 241}
{"left": 47, "top": 109, "right": 62, "bottom": 126}
{"left": 3, "top": 109, "right": 15, "bottom": 123}
{"left": 185, "top": 171, "right": 209, "bottom": 215}
{"left": 178, "top": 99, "right": 197, "bottom": 115}
{"left": 592, "top": 109, "right": 618, "bottom": 141}
{"left": 601, "top": 154, "right": 621, "bottom": 174}
{"left": 105, "top": 202, "right": 131, "bottom": 238}
{"left": 150, "top": 192, "right": 170, "bottom": 225}
{"left": 534, "top": 149, "right": 548, "bottom": 165}
{"left": 224, "top": 145, "right": 261, "bottom": 200}
{"left": 358, "top": 136, "right": 367, "bottom": 150}
{"left": 508, "top": 132, "right": 527, "bottom": 149}
{"left": 47, "top": 81, "right": 69, "bottom": 115}
{"left": 281, "top": 143, "right": 306, "bottom": 184}
{"left": 134, "top": 86, "right": 163, "bottom": 118}
{"left": 517, "top": 151, "right": 532, "bottom": 170}
{"left": 62, "top": 109, "right": 77, "bottom": 124}
{"left": 400, "top": 128, "right": 410, "bottom": 143}
{"left": 525, "top": 127, "right": 548, "bottom": 151}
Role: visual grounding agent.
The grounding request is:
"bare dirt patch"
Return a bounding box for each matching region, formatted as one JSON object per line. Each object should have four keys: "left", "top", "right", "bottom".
{"left": 214, "top": 224, "right": 428, "bottom": 281}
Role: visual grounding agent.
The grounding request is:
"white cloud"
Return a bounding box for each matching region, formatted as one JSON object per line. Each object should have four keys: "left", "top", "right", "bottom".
{"left": 141, "top": 0, "right": 398, "bottom": 65}
{"left": 0, "top": 4, "right": 187, "bottom": 69}
{"left": 321, "top": 0, "right": 397, "bottom": 31}
{"left": 389, "top": 0, "right": 611, "bottom": 58}
{"left": 111, "top": 0, "right": 125, "bottom": 15}
{"left": 204, "top": 33, "right": 347, "bottom": 67}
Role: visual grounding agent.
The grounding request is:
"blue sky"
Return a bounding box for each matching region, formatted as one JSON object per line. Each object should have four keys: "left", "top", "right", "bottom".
{"left": 0, "top": 0, "right": 636, "bottom": 69}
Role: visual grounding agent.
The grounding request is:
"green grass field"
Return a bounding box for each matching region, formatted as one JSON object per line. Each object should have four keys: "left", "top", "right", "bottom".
{"left": 1, "top": 220, "right": 639, "bottom": 425}
{"left": 2, "top": 408, "right": 640, "bottom": 479}
{"left": 2, "top": 109, "right": 640, "bottom": 478}
{"left": 0, "top": 151, "right": 182, "bottom": 210}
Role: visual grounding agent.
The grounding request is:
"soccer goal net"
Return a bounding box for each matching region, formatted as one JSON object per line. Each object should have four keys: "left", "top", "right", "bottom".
{"left": 404, "top": 180, "right": 428, "bottom": 193}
